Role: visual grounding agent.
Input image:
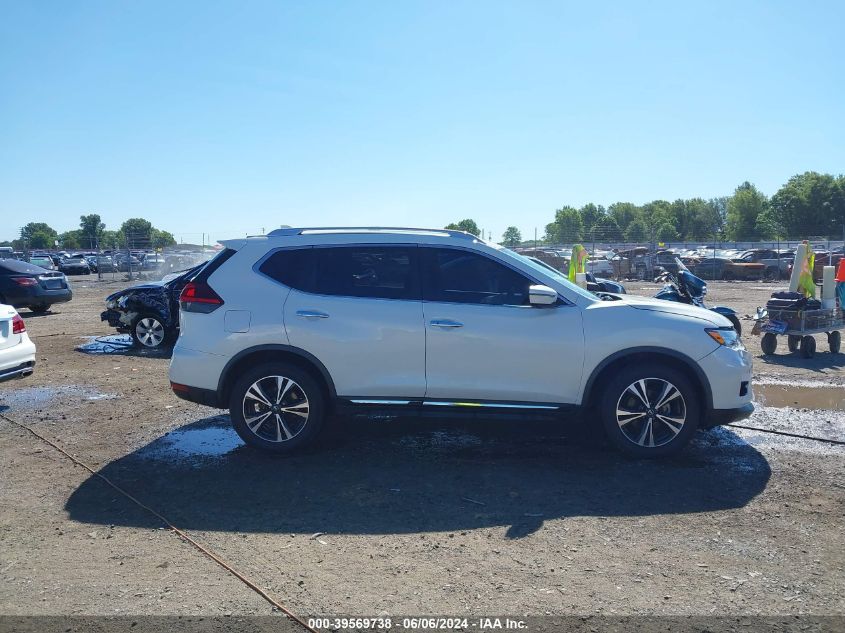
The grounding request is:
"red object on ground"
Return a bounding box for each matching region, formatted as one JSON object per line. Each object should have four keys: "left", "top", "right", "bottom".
{"left": 837, "top": 258, "right": 845, "bottom": 282}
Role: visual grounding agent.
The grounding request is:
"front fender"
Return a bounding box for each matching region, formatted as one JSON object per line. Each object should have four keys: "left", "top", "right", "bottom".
{"left": 710, "top": 305, "right": 737, "bottom": 317}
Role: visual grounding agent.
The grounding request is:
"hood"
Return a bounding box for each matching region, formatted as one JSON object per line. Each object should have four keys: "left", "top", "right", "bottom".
{"left": 105, "top": 281, "right": 167, "bottom": 302}
{"left": 619, "top": 295, "right": 728, "bottom": 325}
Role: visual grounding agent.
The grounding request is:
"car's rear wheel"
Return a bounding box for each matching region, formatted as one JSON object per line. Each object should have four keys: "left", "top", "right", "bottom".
{"left": 131, "top": 314, "right": 169, "bottom": 348}
{"left": 229, "top": 363, "right": 326, "bottom": 454}
{"left": 599, "top": 366, "right": 700, "bottom": 458}
{"left": 28, "top": 305, "right": 49, "bottom": 314}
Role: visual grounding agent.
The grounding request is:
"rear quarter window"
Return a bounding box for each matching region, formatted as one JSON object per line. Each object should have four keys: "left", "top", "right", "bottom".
{"left": 258, "top": 248, "right": 314, "bottom": 291}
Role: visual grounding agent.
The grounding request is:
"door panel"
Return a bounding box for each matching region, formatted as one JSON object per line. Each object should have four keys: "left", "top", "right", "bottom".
{"left": 421, "top": 247, "right": 584, "bottom": 404}
{"left": 424, "top": 302, "right": 583, "bottom": 403}
{"left": 285, "top": 291, "right": 425, "bottom": 397}
{"left": 281, "top": 245, "right": 425, "bottom": 398}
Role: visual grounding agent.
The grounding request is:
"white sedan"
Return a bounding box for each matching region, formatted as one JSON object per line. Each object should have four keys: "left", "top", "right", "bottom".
{"left": 0, "top": 303, "right": 35, "bottom": 383}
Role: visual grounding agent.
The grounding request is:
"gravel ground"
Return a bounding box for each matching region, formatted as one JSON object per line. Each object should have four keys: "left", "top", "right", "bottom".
{"left": 0, "top": 276, "right": 843, "bottom": 621}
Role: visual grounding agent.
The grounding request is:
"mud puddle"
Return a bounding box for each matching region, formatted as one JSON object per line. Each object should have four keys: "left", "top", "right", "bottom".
{"left": 0, "top": 385, "right": 118, "bottom": 409}
{"left": 138, "top": 419, "right": 243, "bottom": 463}
{"left": 754, "top": 383, "right": 845, "bottom": 411}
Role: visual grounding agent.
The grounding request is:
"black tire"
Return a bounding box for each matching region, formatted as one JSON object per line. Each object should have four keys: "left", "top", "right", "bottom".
{"left": 726, "top": 314, "right": 742, "bottom": 337}
{"left": 598, "top": 365, "right": 700, "bottom": 458}
{"left": 787, "top": 335, "right": 801, "bottom": 353}
{"left": 28, "top": 305, "right": 49, "bottom": 314}
{"left": 764, "top": 267, "right": 778, "bottom": 282}
{"left": 130, "top": 313, "right": 171, "bottom": 349}
{"left": 761, "top": 333, "right": 778, "bottom": 355}
{"left": 229, "top": 362, "right": 326, "bottom": 454}
{"left": 827, "top": 331, "right": 841, "bottom": 354}
{"left": 722, "top": 270, "right": 735, "bottom": 281}
{"left": 800, "top": 335, "right": 816, "bottom": 359}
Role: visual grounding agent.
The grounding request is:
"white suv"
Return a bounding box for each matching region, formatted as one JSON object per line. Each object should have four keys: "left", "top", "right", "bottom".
{"left": 169, "top": 227, "right": 753, "bottom": 458}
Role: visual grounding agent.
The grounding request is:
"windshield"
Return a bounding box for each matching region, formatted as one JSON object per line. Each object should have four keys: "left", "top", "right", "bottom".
{"left": 673, "top": 256, "right": 690, "bottom": 273}
{"left": 496, "top": 247, "right": 597, "bottom": 301}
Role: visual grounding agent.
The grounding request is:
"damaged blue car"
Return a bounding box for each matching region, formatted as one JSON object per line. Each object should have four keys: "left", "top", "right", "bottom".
{"left": 100, "top": 266, "right": 200, "bottom": 348}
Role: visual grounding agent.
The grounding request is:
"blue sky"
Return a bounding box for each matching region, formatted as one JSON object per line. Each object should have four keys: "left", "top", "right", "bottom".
{"left": 1, "top": 0, "right": 843, "bottom": 244}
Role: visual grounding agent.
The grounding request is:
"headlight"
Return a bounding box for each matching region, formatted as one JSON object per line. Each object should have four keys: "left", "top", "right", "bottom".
{"left": 706, "top": 327, "right": 743, "bottom": 350}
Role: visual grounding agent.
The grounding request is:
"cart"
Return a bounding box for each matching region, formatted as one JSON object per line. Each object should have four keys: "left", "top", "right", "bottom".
{"left": 753, "top": 307, "right": 844, "bottom": 358}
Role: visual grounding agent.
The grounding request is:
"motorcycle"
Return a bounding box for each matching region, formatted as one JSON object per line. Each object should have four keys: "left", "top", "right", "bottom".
{"left": 654, "top": 257, "right": 742, "bottom": 335}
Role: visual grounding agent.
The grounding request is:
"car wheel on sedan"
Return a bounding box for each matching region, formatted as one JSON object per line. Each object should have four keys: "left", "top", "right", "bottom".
{"left": 229, "top": 363, "right": 325, "bottom": 454}
{"left": 28, "top": 305, "right": 49, "bottom": 314}
{"left": 131, "top": 313, "right": 169, "bottom": 348}
{"left": 599, "top": 365, "right": 700, "bottom": 458}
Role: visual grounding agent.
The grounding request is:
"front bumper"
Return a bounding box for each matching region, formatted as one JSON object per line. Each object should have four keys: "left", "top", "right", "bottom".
{"left": 705, "top": 402, "right": 754, "bottom": 428}
{"left": 101, "top": 309, "right": 127, "bottom": 329}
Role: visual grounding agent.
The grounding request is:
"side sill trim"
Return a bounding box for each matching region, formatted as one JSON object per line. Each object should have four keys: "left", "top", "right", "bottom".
{"left": 422, "top": 401, "right": 560, "bottom": 410}
{"left": 350, "top": 399, "right": 414, "bottom": 405}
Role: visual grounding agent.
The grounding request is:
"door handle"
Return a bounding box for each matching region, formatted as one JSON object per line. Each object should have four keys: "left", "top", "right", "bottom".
{"left": 430, "top": 319, "right": 463, "bottom": 328}
{"left": 296, "top": 310, "right": 329, "bottom": 319}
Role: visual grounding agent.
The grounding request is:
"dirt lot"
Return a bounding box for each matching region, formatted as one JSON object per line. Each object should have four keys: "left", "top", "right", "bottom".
{"left": 1, "top": 277, "right": 843, "bottom": 622}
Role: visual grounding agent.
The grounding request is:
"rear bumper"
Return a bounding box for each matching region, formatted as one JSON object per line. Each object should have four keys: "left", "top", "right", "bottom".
{"left": 3, "top": 286, "right": 72, "bottom": 308}
{"left": 170, "top": 382, "right": 222, "bottom": 408}
{"left": 0, "top": 360, "right": 36, "bottom": 382}
{"left": 0, "top": 337, "right": 36, "bottom": 383}
{"left": 704, "top": 402, "right": 754, "bottom": 428}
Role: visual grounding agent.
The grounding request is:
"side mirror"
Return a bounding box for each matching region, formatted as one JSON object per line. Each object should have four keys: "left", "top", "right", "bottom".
{"left": 529, "top": 284, "right": 558, "bottom": 306}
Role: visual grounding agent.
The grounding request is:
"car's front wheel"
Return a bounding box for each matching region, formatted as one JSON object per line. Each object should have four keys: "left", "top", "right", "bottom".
{"left": 229, "top": 363, "right": 326, "bottom": 454}
{"left": 131, "top": 314, "right": 170, "bottom": 348}
{"left": 599, "top": 366, "right": 700, "bottom": 458}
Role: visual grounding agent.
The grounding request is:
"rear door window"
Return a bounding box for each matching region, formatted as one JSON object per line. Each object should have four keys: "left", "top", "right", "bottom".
{"left": 313, "top": 246, "right": 418, "bottom": 300}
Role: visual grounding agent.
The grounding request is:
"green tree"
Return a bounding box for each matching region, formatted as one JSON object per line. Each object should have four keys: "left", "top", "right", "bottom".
{"left": 608, "top": 202, "right": 639, "bottom": 233}
{"left": 756, "top": 208, "right": 785, "bottom": 240}
{"left": 588, "top": 215, "right": 623, "bottom": 242}
{"left": 79, "top": 213, "right": 106, "bottom": 249}
{"left": 59, "top": 230, "right": 83, "bottom": 249}
{"left": 545, "top": 206, "right": 583, "bottom": 243}
{"left": 656, "top": 222, "right": 679, "bottom": 242}
{"left": 152, "top": 229, "right": 177, "bottom": 249}
{"left": 624, "top": 219, "right": 648, "bottom": 242}
{"left": 99, "top": 230, "right": 119, "bottom": 249}
{"left": 726, "top": 182, "right": 768, "bottom": 240}
{"left": 769, "top": 172, "right": 845, "bottom": 239}
{"left": 578, "top": 203, "right": 605, "bottom": 233}
{"left": 444, "top": 219, "right": 480, "bottom": 237}
{"left": 501, "top": 226, "right": 522, "bottom": 247}
{"left": 20, "top": 222, "right": 58, "bottom": 249}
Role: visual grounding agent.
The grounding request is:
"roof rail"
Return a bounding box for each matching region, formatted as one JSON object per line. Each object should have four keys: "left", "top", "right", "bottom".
{"left": 266, "top": 227, "right": 478, "bottom": 241}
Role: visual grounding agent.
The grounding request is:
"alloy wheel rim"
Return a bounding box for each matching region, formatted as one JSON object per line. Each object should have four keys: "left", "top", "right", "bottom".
{"left": 615, "top": 378, "right": 686, "bottom": 448}
{"left": 136, "top": 318, "right": 165, "bottom": 347}
{"left": 242, "top": 375, "right": 310, "bottom": 443}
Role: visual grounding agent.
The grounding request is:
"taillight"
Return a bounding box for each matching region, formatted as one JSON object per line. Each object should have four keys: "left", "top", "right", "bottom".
{"left": 12, "top": 314, "right": 26, "bottom": 334}
{"left": 180, "top": 281, "right": 224, "bottom": 313}
{"left": 11, "top": 277, "right": 38, "bottom": 286}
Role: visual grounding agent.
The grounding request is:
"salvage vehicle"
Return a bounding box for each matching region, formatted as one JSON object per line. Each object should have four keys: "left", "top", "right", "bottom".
{"left": 168, "top": 227, "right": 753, "bottom": 458}
{"left": 525, "top": 256, "right": 626, "bottom": 295}
{"left": 655, "top": 257, "right": 742, "bottom": 335}
{"left": 101, "top": 265, "right": 200, "bottom": 348}
{"left": 689, "top": 257, "right": 765, "bottom": 281}
{"left": 0, "top": 303, "right": 35, "bottom": 383}
{"left": 27, "top": 255, "right": 55, "bottom": 270}
{"left": 0, "top": 259, "right": 73, "bottom": 314}
{"left": 733, "top": 249, "right": 792, "bottom": 281}
{"left": 58, "top": 257, "right": 91, "bottom": 276}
